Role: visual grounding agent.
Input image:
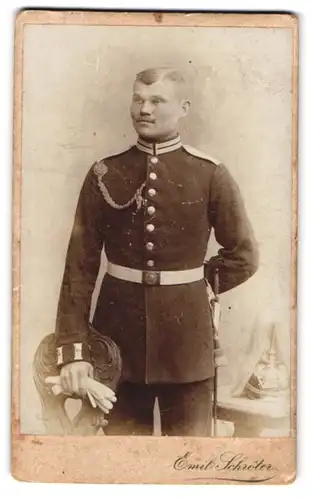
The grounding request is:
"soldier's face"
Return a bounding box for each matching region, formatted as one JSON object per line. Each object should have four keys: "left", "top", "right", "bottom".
{"left": 130, "top": 79, "right": 189, "bottom": 140}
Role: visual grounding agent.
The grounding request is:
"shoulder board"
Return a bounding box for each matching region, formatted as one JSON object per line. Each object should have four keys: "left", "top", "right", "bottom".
{"left": 183, "top": 144, "right": 221, "bottom": 166}
{"left": 92, "top": 145, "right": 133, "bottom": 176}
{"left": 102, "top": 145, "right": 133, "bottom": 161}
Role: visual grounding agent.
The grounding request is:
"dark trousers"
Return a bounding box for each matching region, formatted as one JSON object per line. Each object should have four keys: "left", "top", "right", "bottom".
{"left": 105, "top": 379, "right": 213, "bottom": 437}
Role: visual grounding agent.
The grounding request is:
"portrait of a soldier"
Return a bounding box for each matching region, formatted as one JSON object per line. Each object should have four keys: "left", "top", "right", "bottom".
{"left": 35, "top": 66, "right": 259, "bottom": 437}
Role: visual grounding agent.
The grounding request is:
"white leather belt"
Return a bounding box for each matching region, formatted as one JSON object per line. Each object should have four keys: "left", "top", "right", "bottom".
{"left": 107, "top": 262, "right": 204, "bottom": 286}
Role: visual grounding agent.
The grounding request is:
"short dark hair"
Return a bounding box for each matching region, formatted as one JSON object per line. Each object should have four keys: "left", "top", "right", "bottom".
{"left": 135, "top": 67, "right": 187, "bottom": 98}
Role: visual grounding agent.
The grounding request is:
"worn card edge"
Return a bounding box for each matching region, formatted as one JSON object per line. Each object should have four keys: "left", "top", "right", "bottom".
{"left": 11, "top": 10, "right": 298, "bottom": 485}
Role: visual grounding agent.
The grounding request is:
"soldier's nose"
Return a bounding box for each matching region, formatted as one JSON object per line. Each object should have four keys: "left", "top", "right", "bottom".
{"left": 140, "top": 110, "right": 152, "bottom": 117}
{"left": 140, "top": 103, "right": 153, "bottom": 115}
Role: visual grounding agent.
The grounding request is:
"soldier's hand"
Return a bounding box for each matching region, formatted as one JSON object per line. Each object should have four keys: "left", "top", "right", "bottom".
{"left": 60, "top": 361, "right": 94, "bottom": 398}
{"left": 88, "top": 381, "right": 117, "bottom": 414}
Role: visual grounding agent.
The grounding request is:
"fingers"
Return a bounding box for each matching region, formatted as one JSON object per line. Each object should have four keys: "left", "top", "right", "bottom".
{"left": 87, "top": 379, "right": 117, "bottom": 402}
{"left": 86, "top": 390, "right": 97, "bottom": 408}
{"left": 106, "top": 394, "right": 117, "bottom": 404}
{"left": 108, "top": 394, "right": 117, "bottom": 404}
{"left": 91, "top": 390, "right": 115, "bottom": 413}
{"left": 101, "top": 399, "right": 114, "bottom": 411}
{"left": 94, "top": 399, "right": 112, "bottom": 414}
{"left": 59, "top": 363, "right": 118, "bottom": 418}
{"left": 70, "top": 370, "right": 79, "bottom": 394}
{"left": 77, "top": 370, "right": 88, "bottom": 398}
{"left": 101, "top": 386, "right": 117, "bottom": 402}
{"left": 87, "top": 364, "right": 94, "bottom": 379}
{"left": 60, "top": 367, "right": 72, "bottom": 394}
{"left": 60, "top": 362, "right": 92, "bottom": 396}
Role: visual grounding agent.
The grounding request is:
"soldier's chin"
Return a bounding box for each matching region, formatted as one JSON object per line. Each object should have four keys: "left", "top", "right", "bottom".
{"left": 135, "top": 123, "right": 157, "bottom": 138}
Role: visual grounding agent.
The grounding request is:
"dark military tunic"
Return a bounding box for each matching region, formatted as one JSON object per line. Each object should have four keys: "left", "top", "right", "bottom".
{"left": 55, "top": 136, "right": 259, "bottom": 384}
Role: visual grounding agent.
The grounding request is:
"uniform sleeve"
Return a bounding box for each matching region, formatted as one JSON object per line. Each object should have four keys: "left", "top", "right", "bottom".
{"left": 54, "top": 165, "right": 106, "bottom": 367}
{"left": 204, "top": 163, "right": 259, "bottom": 294}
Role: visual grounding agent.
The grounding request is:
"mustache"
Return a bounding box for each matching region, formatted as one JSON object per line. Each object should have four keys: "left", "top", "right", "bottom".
{"left": 135, "top": 118, "right": 156, "bottom": 123}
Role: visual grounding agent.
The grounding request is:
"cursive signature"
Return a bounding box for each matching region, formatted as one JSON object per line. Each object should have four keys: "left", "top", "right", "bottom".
{"left": 173, "top": 452, "right": 279, "bottom": 483}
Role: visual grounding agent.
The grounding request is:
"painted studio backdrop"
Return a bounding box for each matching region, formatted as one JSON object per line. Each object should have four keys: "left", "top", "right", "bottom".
{"left": 20, "top": 25, "right": 293, "bottom": 434}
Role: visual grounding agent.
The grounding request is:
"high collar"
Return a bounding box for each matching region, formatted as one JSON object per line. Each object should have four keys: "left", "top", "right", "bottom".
{"left": 136, "top": 135, "right": 182, "bottom": 155}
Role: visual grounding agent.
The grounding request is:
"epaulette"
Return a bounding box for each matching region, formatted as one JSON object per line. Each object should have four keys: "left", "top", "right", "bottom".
{"left": 92, "top": 143, "right": 133, "bottom": 178}
{"left": 183, "top": 144, "right": 221, "bottom": 166}
{"left": 92, "top": 145, "right": 133, "bottom": 172}
{"left": 101, "top": 145, "right": 133, "bottom": 161}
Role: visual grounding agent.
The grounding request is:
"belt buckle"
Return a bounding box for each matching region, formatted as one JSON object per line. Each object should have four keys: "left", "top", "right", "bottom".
{"left": 142, "top": 270, "right": 161, "bottom": 286}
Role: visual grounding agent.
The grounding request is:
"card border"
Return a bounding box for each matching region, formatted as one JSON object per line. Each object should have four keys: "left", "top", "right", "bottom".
{"left": 11, "top": 10, "right": 298, "bottom": 485}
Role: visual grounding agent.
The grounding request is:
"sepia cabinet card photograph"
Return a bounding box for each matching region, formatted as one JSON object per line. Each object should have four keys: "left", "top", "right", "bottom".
{"left": 12, "top": 10, "right": 298, "bottom": 484}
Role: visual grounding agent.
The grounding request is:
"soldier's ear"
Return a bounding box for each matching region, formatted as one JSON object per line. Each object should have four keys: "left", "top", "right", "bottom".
{"left": 181, "top": 99, "right": 190, "bottom": 117}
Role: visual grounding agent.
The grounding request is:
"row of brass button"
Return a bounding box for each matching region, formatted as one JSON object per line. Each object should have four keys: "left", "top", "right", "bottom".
{"left": 145, "top": 156, "right": 159, "bottom": 269}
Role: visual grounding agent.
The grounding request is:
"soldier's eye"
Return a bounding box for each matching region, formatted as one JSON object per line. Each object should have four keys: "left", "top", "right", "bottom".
{"left": 133, "top": 95, "right": 143, "bottom": 103}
